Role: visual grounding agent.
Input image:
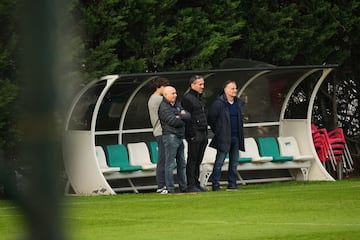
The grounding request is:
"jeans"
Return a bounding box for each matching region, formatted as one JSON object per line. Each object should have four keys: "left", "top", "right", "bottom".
{"left": 155, "top": 135, "right": 165, "bottom": 188}
{"left": 212, "top": 136, "right": 239, "bottom": 187}
{"left": 163, "top": 134, "right": 187, "bottom": 192}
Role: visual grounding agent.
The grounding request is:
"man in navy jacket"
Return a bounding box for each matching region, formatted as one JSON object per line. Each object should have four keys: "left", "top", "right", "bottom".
{"left": 208, "top": 80, "right": 245, "bottom": 191}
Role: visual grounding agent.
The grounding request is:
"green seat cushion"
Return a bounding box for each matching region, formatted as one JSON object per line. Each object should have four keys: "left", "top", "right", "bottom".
{"left": 238, "top": 157, "right": 252, "bottom": 163}
{"left": 272, "top": 156, "right": 293, "bottom": 162}
{"left": 119, "top": 165, "right": 142, "bottom": 172}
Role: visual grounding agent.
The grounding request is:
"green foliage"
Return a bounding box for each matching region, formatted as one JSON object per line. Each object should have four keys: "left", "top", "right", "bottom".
{"left": 71, "top": 0, "right": 359, "bottom": 76}
{"left": 239, "top": 1, "right": 342, "bottom": 65}
{"left": 167, "top": 3, "right": 245, "bottom": 70}
{"left": 0, "top": 0, "right": 359, "bottom": 164}
{"left": 83, "top": 39, "right": 121, "bottom": 79}
{"left": 0, "top": 1, "right": 20, "bottom": 153}
{"left": 75, "top": 0, "right": 244, "bottom": 75}
{"left": 0, "top": 1, "right": 19, "bottom": 80}
{"left": 0, "top": 79, "right": 18, "bottom": 151}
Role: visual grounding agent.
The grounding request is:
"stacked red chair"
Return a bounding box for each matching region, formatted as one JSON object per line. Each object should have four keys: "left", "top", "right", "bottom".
{"left": 311, "top": 124, "right": 354, "bottom": 174}
{"left": 311, "top": 124, "right": 336, "bottom": 171}
{"left": 311, "top": 124, "right": 326, "bottom": 162}
{"left": 327, "top": 127, "right": 354, "bottom": 172}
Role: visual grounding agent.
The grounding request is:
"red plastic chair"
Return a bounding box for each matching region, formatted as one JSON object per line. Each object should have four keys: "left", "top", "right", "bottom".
{"left": 327, "top": 128, "right": 354, "bottom": 171}
{"left": 311, "top": 125, "right": 336, "bottom": 171}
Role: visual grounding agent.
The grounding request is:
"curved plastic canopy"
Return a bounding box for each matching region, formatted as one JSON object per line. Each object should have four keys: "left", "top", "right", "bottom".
{"left": 63, "top": 64, "right": 337, "bottom": 195}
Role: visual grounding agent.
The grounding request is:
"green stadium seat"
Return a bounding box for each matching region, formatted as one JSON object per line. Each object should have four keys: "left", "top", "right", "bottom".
{"left": 257, "top": 137, "right": 293, "bottom": 162}
{"left": 95, "top": 146, "right": 120, "bottom": 173}
{"left": 241, "top": 138, "right": 273, "bottom": 163}
{"left": 148, "top": 141, "right": 158, "bottom": 164}
{"left": 105, "top": 144, "right": 142, "bottom": 171}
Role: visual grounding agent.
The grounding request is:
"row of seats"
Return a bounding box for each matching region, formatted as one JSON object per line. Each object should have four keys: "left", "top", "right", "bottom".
{"left": 200, "top": 136, "right": 312, "bottom": 187}
{"left": 94, "top": 136, "right": 312, "bottom": 192}
{"left": 97, "top": 140, "right": 191, "bottom": 173}
{"left": 202, "top": 136, "right": 312, "bottom": 165}
{"left": 95, "top": 143, "right": 162, "bottom": 193}
{"left": 96, "top": 143, "right": 157, "bottom": 173}
{"left": 95, "top": 136, "right": 311, "bottom": 174}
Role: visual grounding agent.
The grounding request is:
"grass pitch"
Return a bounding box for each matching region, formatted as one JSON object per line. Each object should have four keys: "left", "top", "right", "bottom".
{"left": 1, "top": 179, "right": 360, "bottom": 239}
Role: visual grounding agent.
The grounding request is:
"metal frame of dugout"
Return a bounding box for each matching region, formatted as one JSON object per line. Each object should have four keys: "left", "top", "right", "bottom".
{"left": 63, "top": 63, "right": 338, "bottom": 195}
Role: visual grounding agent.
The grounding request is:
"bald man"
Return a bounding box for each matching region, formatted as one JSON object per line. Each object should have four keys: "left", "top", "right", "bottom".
{"left": 158, "top": 86, "right": 190, "bottom": 193}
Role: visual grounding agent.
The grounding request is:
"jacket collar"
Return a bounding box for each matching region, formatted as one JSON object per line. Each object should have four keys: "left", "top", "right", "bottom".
{"left": 189, "top": 88, "right": 202, "bottom": 99}
{"left": 219, "top": 94, "right": 245, "bottom": 108}
{"left": 220, "top": 93, "right": 237, "bottom": 103}
{"left": 163, "top": 97, "right": 176, "bottom": 106}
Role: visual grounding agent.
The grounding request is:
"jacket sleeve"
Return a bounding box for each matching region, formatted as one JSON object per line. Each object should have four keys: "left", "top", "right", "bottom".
{"left": 179, "top": 111, "right": 191, "bottom": 121}
{"left": 181, "top": 96, "right": 195, "bottom": 138}
{"left": 181, "top": 96, "right": 193, "bottom": 113}
{"left": 159, "top": 103, "right": 185, "bottom": 128}
{"left": 207, "top": 100, "right": 220, "bottom": 131}
{"left": 178, "top": 103, "right": 191, "bottom": 121}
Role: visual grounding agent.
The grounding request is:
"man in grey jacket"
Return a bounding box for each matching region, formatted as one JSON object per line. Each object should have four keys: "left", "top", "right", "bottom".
{"left": 159, "top": 86, "right": 190, "bottom": 193}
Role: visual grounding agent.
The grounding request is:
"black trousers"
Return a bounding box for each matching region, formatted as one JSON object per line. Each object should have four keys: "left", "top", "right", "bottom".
{"left": 186, "top": 138, "right": 207, "bottom": 188}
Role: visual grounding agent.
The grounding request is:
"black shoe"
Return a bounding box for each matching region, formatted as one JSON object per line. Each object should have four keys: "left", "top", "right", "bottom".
{"left": 226, "top": 184, "right": 238, "bottom": 191}
{"left": 212, "top": 184, "right": 221, "bottom": 191}
{"left": 187, "top": 187, "right": 202, "bottom": 192}
{"left": 196, "top": 185, "right": 206, "bottom": 192}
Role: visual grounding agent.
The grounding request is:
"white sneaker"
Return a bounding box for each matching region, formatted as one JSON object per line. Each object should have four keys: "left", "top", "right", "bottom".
{"left": 160, "top": 189, "right": 168, "bottom": 194}
{"left": 156, "top": 186, "right": 166, "bottom": 193}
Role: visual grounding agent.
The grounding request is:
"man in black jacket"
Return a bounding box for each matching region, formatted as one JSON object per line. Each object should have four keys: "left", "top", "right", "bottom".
{"left": 208, "top": 80, "right": 245, "bottom": 191}
{"left": 159, "top": 86, "right": 190, "bottom": 193}
{"left": 181, "top": 75, "right": 208, "bottom": 192}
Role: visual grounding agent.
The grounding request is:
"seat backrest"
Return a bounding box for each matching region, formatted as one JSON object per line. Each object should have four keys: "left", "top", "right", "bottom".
{"left": 327, "top": 128, "right": 346, "bottom": 144}
{"left": 203, "top": 139, "right": 216, "bottom": 164}
{"left": 238, "top": 138, "right": 256, "bottom": 163}
{"left": 127, "top": 142, "right": 153, "bottom": 166}
{"left": 257, "top": 137, "right": 281, "bottom": 157}
{"left": 148, "top": 141, "right": 158, "bottom": 163}
{"left": 241, "top": 138, "right": 260, "bottom": 158}
{"left": 105, "top": 144, "right": 130, "bottom": 168}
{"left": 327, "top": 127, "right": 345, "bottom": 140}
{"left": 277, "top": 136, "right": 301, "bottom": 157}
{"left": 95, "top": 146, "right": 108, "bottom": 168}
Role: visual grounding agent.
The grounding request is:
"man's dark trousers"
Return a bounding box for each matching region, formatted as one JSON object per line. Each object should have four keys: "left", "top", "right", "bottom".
{"left": 186, "top": 137, "right": 207, "bottom": 189}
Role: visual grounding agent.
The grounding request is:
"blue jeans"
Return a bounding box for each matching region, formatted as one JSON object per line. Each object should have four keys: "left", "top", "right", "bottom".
{"left": 155, "top": 135, "right": 165, "bottom": 188}
{"left": 163, "top": 134, "right": 187, "bottom": 192}
{"left": 212, "top": 136, "right": 239, "bottom": 187}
